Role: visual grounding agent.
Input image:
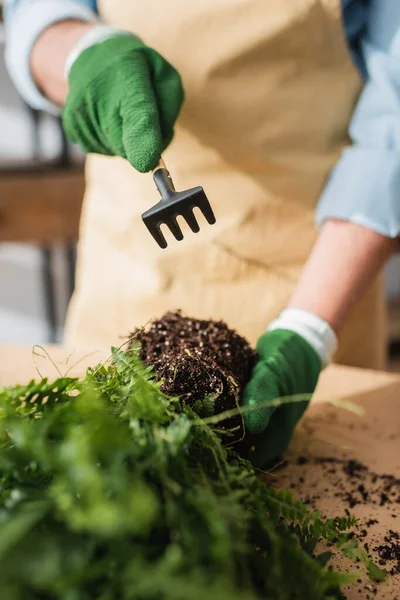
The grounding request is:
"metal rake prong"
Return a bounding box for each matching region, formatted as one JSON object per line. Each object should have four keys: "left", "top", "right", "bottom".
{"left": 195, "top": 198, "right": 216, "bottom": 225}
{"left": 147, "top": 222, "right": 168, "bottom": 249}
{"left": 166, "top": 217, "right": 184, "bottom": 242}
{"left": 182, "top": 208, "right": 200, "bottom": 233}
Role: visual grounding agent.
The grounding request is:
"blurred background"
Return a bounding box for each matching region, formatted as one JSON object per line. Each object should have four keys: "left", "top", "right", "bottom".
{"left": 1, "top": 4, "right": 400, "bottom": 362}
{"left": 0, "top": 2, "right": 84, "bottom": 344}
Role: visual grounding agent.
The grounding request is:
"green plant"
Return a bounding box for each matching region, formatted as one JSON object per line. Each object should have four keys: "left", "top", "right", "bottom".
{"left": 0, "top": 346, "right": 384, "bottom": 599}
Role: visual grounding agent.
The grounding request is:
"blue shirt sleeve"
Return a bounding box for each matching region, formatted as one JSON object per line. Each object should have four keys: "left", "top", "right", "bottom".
{"left": 316, "top": 0, "right": 400, "bottom": 237}
{"left": 4, "top": 0, "right": 98, "bottom": 19}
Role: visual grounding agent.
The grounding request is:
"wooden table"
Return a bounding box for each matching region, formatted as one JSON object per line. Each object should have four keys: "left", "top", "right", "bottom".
{"left": 1, "top": 345, "right": 399, "bottom": 599}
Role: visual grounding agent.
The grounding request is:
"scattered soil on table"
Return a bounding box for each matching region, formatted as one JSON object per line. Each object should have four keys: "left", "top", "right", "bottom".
{"left": 297, "top": 457, "right": 400, "bottom": 513}
{"left": 275, "top": 454, "right": 400, "bottom": 597}
{"left": 374, "top": 530, "right": 400, "bottom": 576}
{"left": 130, "top": 311, "right": 256, "bottom": 442}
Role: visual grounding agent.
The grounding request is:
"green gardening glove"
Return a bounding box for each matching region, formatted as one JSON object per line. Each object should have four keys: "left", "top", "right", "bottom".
{"left": 242, "top": 329, "right": 321, "bottom": 468}
{"left": 62, "top": 33, "right": 184, "bottom": 173}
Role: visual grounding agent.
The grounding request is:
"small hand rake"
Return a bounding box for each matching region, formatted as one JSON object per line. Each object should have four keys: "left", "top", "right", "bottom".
{"left": 141, "top": 158, "right": 216, "bottom": 249}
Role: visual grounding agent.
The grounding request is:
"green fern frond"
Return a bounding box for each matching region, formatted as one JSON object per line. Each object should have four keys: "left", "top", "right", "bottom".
{"left": 0, "top": 346, "right": 384, "bottom": 599}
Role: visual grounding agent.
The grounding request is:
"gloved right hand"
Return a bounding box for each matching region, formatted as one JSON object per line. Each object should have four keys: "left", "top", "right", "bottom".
{"left": 62, "top": 32, "right": 184, "bottom": 173}
{"left": 241, "top": 309, "right": 338, "bottom": 468}
{"left": 242, "top": 329, "right": 321, "bottom": 467}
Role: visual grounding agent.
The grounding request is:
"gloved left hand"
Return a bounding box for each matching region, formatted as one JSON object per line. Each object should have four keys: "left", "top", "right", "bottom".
{"left": 242, "top": 311, "right": 337, "bottom": 467}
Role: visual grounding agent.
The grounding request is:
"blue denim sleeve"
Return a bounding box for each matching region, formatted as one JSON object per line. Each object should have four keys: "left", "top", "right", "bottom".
{"left": 4, "top": 0, "right": 97, "bottom": 19}
{"left": 316, "top": 0, "right": 400, "bottom": 237}
{"left": 4, "top": 0, "right": 99, "bottom": 113}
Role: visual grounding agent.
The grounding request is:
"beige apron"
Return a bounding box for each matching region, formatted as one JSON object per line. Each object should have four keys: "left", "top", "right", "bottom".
{"left": 65, "top": 0, "right": 387, "bottom": 369}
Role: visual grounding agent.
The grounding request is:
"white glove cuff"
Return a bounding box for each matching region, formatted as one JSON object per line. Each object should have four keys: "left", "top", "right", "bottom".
{"left": 65, "top": 25, "right": 136, "bottom": 78}
{"left": 267, "top": 309, "right": 338, "bottom": 369}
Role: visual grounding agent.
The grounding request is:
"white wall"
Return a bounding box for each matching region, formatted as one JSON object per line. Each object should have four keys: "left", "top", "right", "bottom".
{"left": 0, "top": 244, "right": 47, "bottom": 343}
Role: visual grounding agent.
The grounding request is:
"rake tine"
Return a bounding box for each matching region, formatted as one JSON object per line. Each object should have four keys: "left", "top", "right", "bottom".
{"left": 183, "top": 208, "right": 200, "bottom": 233}
{"left": 196, "top": 199, "right": 216, "bottom": 225}
{"left": 166, "top": 218, "right": 184, "bottom": 242}
{"left": 147, "top": 223, "right": 168, "bottom": 249}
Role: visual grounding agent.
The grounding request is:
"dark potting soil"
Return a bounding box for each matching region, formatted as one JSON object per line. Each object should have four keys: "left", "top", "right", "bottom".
{"left": 374, "top": 529, "right": 400, "bottom": 575}
{"left": 286, "top": 455, "right": 400, "bottom": 584}
{"left": 130, "top": 311, "right": 257, "bottom": 442}
{"left": 304, "top": 457, "right": 400, "bottom": 513}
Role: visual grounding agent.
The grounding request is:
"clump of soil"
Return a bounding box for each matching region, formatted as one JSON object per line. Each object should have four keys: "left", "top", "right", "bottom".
{"left": 130, "top": 311, "right": 256, "bottom": 442}
{"left": 375, "top": 530, "right": 400, "bottom": 575}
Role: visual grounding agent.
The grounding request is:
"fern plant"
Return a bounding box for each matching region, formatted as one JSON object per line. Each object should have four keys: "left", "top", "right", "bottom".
{"left": 0, "top": 345, "right": 384, "bottom": 600}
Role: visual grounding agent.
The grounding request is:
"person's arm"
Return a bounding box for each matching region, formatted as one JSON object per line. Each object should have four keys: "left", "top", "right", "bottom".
{"left": 4, "top": 1, "right": 184, "bottom": 173}
{"left": 4, "top": 0, "right": 99, "bottom": 113}
{"left": 288, "top": 220, "right": 397, "bottom": 332}
{"left": 30, "top": 20, "right": 95, "bottom": 106}
{"left": 243, "top": 0, "right": 400, "bottom": 466}
{"left": 293, "top": 0, "right": 400, "bottom": 332}
{"left": 244, "top": 220, "right": 397, "bottom": 467}
{"left": 316, "top": 0, "right": 400, "bottom": 240}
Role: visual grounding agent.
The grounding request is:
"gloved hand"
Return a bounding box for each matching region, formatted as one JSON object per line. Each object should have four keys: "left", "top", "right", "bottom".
{"left": 62, "top": 31, "right": 184, "bottom": 173}
{"left": 242, "top": 310, "right": 337, "bottom": 467}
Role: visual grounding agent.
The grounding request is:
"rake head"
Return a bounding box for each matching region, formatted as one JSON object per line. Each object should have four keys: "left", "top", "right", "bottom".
{"left": 141, "top": 164, "right": 216, "bottom": 249}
